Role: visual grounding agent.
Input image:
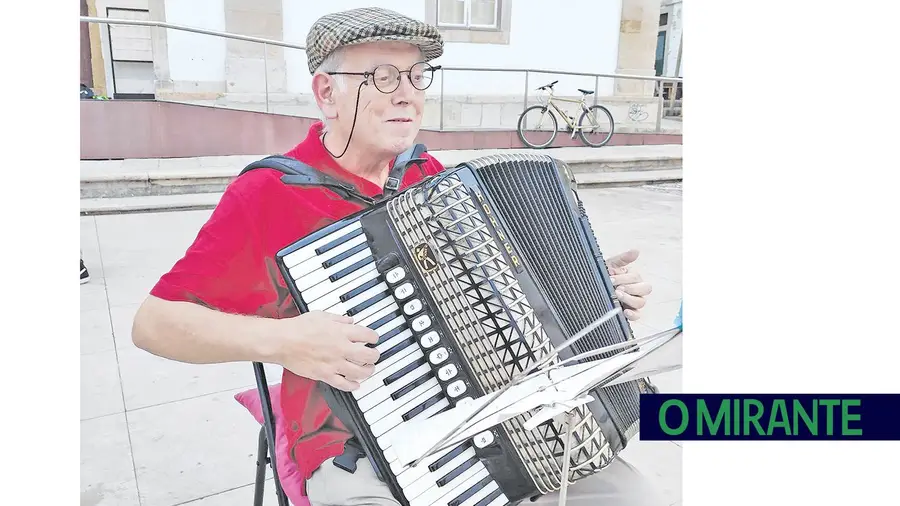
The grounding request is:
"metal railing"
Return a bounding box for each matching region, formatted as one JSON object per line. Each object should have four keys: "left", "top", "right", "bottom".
{"left": 81, "top": 16, "right": 683, "bottom": 133}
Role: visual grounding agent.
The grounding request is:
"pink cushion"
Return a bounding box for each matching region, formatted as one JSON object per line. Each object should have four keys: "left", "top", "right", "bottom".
{"left": 234, "top": 383, "right": 310, "bottom": 506}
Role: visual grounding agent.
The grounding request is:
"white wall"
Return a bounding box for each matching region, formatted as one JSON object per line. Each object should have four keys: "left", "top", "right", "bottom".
{"left": 164, "top": 0, "right": 226, "bottom": 82}
{"left": 283, "top": 0, "right": 622, "bottom": 97}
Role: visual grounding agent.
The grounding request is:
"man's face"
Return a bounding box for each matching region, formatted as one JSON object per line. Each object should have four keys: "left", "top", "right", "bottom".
{"left": 323, "top": 41, "right": 429, "bottom": 157}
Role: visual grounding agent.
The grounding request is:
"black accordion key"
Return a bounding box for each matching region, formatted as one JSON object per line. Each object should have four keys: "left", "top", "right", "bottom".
{"left": 384, "top": 356, "right": 427, "bottom": 386}
{"left": 329, "top": 256, "right": 375, "bottom": 282}
{"left": 429, "top": 442, "right": 471, "bottom": 472}
{"left": 402, "top": 391, "right": 444, "bottom": 421}
{"left": 340, "top": 277, "right": 382, "bottom": 302}
{"left": 371, "top": 324, "right": 409, "bottom": 349}
{"left": 437, "top": 456, "right": 479, "bottom": 487}
{"left": 474, "top": 487, "right": 504, "bottom": 506}
{"left": 322, "top": 242, "right": 368, "bottom": 269}
{"left": 314, "top": 227, "right": 364, "bottom": 255}
{"left": 390, "top": 371, "right": 435, "bottom": 401}
{"left": 368, "top": 310, "right": 403, "bottom": 331}
{"left": 376, "top": 336, "right": 416, "bottom": 365}
{"left": 347, "top": 291, "right": 391, "bottom": 317}
{"left": 449, "top": 475, "right": 494, "bottom": 506}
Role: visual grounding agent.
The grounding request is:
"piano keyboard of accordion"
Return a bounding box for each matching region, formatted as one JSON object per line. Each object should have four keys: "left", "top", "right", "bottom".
{"left": 275, "top": 154, "right": 650, "bottom": 506}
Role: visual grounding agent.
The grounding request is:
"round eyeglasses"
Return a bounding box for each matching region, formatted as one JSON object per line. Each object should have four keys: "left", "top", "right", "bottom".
{"left": 329, "top": 62, "right": 440, "bottom": 94}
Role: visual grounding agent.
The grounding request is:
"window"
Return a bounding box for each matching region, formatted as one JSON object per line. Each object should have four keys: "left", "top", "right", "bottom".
{"left": 438, "top": 0, "right": 499, "bottom": 29}
{"left": 427, "top": 0, "right": 511, "bottom": 44}
{"left": 655, "top": 31, "right": 666, "bottom": 76}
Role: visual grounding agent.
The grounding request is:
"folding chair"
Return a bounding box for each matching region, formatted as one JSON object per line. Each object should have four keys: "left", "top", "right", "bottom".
{"left": 251, "top": 361, "right": 290, "bottom": 506}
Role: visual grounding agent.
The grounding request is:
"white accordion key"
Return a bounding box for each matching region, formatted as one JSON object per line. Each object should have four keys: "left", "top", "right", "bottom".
{"left": 281, "top": 221, "right": 362, "bottom": 268}
{"left": 357, "top": 362, "right": 430, "bottom": 412}
{"left": 409, "top": 464, "right": 487, "bottom": 506}
{"left": 402, "top": 446, "right": 477, "bottom": 499}
{"left": 353, "top": 348, "right": 422, "bottom": 399}
{"left": 289, "top": 233, "right": 368, "bottom": 278}
{"left": 370, "top": 384, "right": 442, "bottom": 436}
{"left": 294, "top": 249, "right": 372, "bottom": 290}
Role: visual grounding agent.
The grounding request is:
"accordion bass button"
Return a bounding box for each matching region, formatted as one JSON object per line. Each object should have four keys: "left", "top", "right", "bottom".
{"left": 437, "top": 363, "right": 457, "bottom": 381}
{"left": 403, "top": 298, "right": 423, "bottom": 315}
{"left": 420, "top": 331, "right": 440, "bottom": 348}
{"left": 385, "top": 266, "right": 406, "bottom": 284}
{"left": 428, "top": 347, "right": 449, "bottom": 365}
{"left": 411, "top": 314, "right": 432, "bottom": 332}
{"left": 473, "top": 430, "right": 495, "bottom": 448}
{"left": 394, "top": 283, "right": 414, "bottom": 300}
{"left": 447, "top": 380, "right": 467, "bottom": 398}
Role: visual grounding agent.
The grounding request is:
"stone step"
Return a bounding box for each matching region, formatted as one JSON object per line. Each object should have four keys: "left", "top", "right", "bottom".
{"left": 80, "top": 168, "right": 681, "bottom": 216}
{"left": 575, "top": 168, "right": 682, "bottom": 188}
{"left": 80, "top": 145, "right": 681, "bottom": 199}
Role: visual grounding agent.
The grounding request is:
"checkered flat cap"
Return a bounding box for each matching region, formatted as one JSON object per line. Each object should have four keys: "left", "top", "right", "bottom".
{"left": 306, "top": 7, "right": 444, "bottom": 73}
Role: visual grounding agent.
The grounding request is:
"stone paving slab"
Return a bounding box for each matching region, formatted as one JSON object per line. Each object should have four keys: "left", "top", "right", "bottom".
{"left": 80, "top": 184, "right": 682, "bottom": 506}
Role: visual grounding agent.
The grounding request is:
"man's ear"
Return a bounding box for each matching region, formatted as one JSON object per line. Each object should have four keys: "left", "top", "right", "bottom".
{"left": 312, "top": 72, "right": 339, "bottom": 119}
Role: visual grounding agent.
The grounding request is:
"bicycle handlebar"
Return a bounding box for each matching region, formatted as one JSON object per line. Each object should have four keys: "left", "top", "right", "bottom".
{"left": 536, "top": 80, "right": 559, "bottom": 91}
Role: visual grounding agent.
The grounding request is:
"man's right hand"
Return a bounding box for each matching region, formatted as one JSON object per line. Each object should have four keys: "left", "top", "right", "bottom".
{"left": 275, "top": 311, "right": 381, "bottom": 392}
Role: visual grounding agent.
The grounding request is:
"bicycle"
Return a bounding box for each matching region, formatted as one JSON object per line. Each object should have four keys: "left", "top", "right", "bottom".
{"left": 516, "top": 80, "right": 615, "bottom": 149}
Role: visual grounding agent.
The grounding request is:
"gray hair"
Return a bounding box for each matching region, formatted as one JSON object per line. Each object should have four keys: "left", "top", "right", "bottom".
{"left": 316, "top": 48, "right": 347, "bottom": 92}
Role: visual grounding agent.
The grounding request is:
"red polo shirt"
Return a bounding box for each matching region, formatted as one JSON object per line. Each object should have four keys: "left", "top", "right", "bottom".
{"left": 149, "top": 121, "right": 445, "bottom": 483}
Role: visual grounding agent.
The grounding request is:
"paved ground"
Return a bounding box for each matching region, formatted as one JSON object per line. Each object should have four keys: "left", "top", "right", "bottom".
{"left": 80, "top": 185, "right": 682, "bottom": 506}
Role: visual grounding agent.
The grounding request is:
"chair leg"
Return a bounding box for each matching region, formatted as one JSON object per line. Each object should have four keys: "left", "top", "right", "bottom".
{"left": 253, "top": 363, "right": 290, "bottom": 506}
{"left": 253, "top": 426, "right": 268, "bottom": 506}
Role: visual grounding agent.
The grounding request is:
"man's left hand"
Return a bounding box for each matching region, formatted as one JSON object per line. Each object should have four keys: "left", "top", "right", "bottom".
{"left": 607, "top": 249, "right": 652, "bottom": 321}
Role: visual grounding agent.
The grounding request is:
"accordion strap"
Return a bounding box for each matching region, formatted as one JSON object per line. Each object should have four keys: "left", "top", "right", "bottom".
{"left": 240, "top": 155, "right": 377, "bottom": 207}
{"left": 382, "top": 143, "right": 428, "bottom": 199}
{"left": 238, "top": 143, "right": 429, "bottom": 206}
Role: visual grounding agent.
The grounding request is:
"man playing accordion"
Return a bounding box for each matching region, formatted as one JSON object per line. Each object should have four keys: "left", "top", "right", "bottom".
{"left": 132, "top": 7, "right": 661, "bottom": 506}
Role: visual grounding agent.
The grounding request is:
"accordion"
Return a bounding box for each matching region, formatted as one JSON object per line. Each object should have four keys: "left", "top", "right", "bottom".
{"left": 275, "top": 153, "right": 650, "bottom": 506}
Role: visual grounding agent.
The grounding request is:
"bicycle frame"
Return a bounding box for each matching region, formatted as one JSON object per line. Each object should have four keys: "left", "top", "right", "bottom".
{"left": 517, "top": 81, "right": 615, "bottom": 148}
{"left": 534, "top": 88, "right": 599, "bottom": 136}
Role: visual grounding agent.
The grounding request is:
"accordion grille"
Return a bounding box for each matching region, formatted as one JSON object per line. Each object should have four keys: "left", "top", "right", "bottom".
{"left": 387, "top": 172, "right": 614, "bottom": 494}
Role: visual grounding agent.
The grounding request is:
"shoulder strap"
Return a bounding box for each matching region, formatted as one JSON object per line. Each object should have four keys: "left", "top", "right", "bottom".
{"left": 382, "top": 144, "right": 429, "bottom": 199}
{"left": 238, "top": 143, "right": 429, "bottom": 206}
{"left": 239, "top": 155, "right": 376, "bottom": 207}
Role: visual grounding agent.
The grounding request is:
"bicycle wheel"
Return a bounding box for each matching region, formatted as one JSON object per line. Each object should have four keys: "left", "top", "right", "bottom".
{"left": 577, "top": 105, "right": 615, "bottom": 147}
{"left": 517, "top": 105, "right": 558, "bottom": 149}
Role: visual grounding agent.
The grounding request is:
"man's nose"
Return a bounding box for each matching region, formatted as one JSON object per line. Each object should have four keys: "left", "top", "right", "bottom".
{"left": 391, "top": 74, "right": 416, "bottom": 104}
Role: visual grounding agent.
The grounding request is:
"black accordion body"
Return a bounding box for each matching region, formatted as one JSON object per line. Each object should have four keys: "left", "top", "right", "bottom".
{"left": 275, "top": 154, "right": 649, "bottom": 506}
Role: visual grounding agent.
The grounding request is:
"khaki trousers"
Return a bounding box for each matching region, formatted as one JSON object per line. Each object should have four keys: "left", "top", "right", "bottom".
{"left": 306, "top": 454, "right": 667, "bottom": 506}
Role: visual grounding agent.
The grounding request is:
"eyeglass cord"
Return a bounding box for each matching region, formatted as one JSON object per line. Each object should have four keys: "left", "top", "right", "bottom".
{"left": 323, "top": 80, "right": 366, "bottom": 159}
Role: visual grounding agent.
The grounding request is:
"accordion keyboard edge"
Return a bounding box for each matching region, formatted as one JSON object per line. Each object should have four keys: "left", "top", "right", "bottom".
{"left": 275, "top": 153, "right": 646, "bottom": 506}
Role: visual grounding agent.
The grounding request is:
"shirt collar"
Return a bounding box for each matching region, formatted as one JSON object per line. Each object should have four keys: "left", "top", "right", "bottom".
{"left": 289, "top": 121, "right": 388, "bottom": 197}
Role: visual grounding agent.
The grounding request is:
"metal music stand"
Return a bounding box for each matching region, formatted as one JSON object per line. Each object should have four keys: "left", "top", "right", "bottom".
{"left": 251, "top": 361, "right": 290, "bottom": 506}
